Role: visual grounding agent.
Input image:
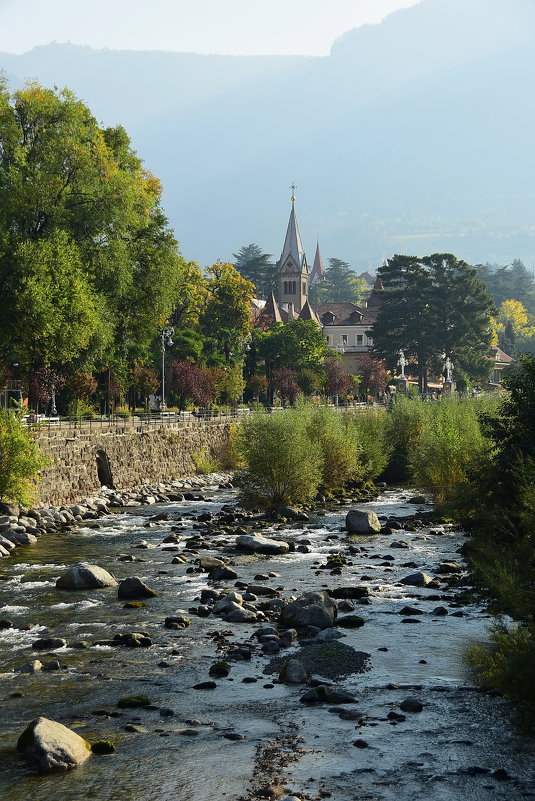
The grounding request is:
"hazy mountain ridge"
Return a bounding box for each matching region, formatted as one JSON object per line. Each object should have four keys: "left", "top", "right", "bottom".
{"left": 1, "top": 0, "right": 534, "bottom": 268}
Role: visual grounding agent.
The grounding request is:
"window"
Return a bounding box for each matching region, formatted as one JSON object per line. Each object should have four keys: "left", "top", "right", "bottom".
{"left": 341, "top": 334, "right": 348, "bottom": 345}
{"left": 284, "top": 281, "right": 288, "bottom": 294}
{"left": 292, "top": 281, "right": 296, "bottom": 294}
{"left": 357, "top": 335, "right": 363, "bottom": 344}
{"left": 303, "top": 282, "right": 306, "bottom": 296}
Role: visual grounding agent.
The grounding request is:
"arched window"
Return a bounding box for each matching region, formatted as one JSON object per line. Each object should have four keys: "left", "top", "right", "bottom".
{"left": 284, "top": 281, "right": 288, "bottom": 294}
{"left": 303, "top": 282, "right": 306, "bottom": 296}
{"left": 292, "top": 281, "right": 296, "bottom": 294}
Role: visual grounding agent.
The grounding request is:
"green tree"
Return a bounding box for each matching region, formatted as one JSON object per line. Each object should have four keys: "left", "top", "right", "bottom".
{"left": 370, "top": 253, "right": 495, "bottom": 391}
{"left": 310, "top": 258, "right": 367, "bottom": 305}
{"left": 233, "top": 243, "right": 276, "bottom": 299}
{"left": 0, "top": 409, "right": 48, "bottom": 506}
{"left": 200, "top": 262, "right": 255, "bottom": 362}
{"left": 0, "top": 81, "right": 186, "bottom": 378}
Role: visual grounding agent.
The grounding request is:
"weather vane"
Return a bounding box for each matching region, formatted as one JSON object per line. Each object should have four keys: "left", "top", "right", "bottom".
{"left": 290, "top": 183, "right": 297, "bottom": 203}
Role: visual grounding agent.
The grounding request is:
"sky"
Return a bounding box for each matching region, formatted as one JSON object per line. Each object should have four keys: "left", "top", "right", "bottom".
{"left": 0, "top": 0, "right": 421, "bottom": 56}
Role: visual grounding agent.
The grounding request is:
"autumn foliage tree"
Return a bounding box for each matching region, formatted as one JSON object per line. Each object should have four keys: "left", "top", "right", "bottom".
{"left": 168, "top": 361, "right": 215, "bottom": 410}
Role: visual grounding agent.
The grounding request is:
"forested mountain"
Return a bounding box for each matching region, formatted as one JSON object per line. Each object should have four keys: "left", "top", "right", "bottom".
{"left": 2, "top": 0, "right": 534, "bottom": 268}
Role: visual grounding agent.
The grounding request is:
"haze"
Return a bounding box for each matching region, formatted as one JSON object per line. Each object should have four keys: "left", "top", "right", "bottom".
{"left": 0, "top": 0, "right": 420, "bottom": 56}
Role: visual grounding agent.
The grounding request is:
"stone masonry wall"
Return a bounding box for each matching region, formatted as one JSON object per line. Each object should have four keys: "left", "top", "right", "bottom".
{"left": 33, "top": 420, "right": 232, "bottom": 507}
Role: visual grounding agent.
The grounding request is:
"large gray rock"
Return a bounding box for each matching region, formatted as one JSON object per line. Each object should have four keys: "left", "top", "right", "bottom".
{"left": 279, "top": 658, "right": 309, "bottom": 684}
{"left": 399, "top": 572, "right": 433, "bottom": 587}
{"left": 17, "top": 716, "right": 91, "bottom": 772}
{"left": 117, "top": 576, "right": 157, "bottom": 599}
{"left": 345, "top": 509, "right": 381, "bottom": 535}
{"left": 56, "top": 563, "right": 118, "bottom": 590}
{"left": 281, "top": 591, "right": 337, "bottom": 630}
{"left": 236, "top": 533, "right": 289, "bottom": 555}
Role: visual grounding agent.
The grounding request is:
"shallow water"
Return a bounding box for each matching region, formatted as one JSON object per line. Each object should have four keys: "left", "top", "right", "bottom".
{"left": 0, "top": 488, "right": 533, "bottom": 801}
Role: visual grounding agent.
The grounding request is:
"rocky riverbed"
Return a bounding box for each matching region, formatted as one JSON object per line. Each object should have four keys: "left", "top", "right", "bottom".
{"left": 0, "top": 482, "right": 534, "bottom": 801}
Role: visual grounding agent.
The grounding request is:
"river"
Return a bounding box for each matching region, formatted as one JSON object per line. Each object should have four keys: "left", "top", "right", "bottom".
{"left": 0, "top": 486, "right": 533, "bottom": 801}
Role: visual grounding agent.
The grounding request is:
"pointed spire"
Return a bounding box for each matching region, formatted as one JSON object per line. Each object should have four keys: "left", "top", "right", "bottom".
{"left": 366, "top": 275, "right": 385, "bottom": 309}
{"left": 255, "top": 290, "right": 283, "bottom": 330}
{"left": 310, "top": 241, "right": 326, "bottom": 284}
{"left": 279, "top": 192, "right": 307, "bottom": 273}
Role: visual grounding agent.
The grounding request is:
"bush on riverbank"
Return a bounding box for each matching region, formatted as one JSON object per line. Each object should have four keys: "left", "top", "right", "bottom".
{"left": 235, "top": 404, "right": 390, "bottom": 510}
{"left": 236, "top": 408, "right": 323, "bottom": 509}
{"left": 348, "top": 408, "right": 392, "bottom": 482}
{"left": 0, "top": 410, "right": 48, "bottom": 506}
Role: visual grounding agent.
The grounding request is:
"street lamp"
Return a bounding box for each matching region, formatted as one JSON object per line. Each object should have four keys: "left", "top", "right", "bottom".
{"left": 160, "top": 325, "right": 174, "bottom": 411}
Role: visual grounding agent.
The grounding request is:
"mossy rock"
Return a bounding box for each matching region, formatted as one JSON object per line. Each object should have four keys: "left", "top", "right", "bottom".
{"left": 209, "top": 661, "right": 230, "bottom": 678}
{"left": 123, "top": 601, "right": 146, "bottom": 609}
{"left": 117, "top": 695, "right": 150, "bottom": 708}
{"left": 337, "top": 615, "right": 365, "bottom": 629}
{"left": 91, "top": 740, "right": 115, "bottom": 755}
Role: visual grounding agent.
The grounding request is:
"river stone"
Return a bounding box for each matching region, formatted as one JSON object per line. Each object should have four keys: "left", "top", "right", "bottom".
{"left": 223, "top": 602, "right": 257, "bottom": 622}
{"left": 300, "top": 686, "right": 357, "bottom": 704}
{"left": 345, "top": 509, "right": 381, "bottom": 535}
{"left": 281, "top": 591, "right": 337, "bottom": 630}
{"left": 118, "top": 577, "right": 157, "bottom": 599}
{"left": 199, "top": 556, "right": 225, "bottom": 571}
{"left": 400, "top": 697, "right": 424, "bottom": 713}
{"left": 235, "top": 534, "right": 289, "bottom": 555}
{"left": 437, "top": 561, "right": 463, "bottom": 574}
{"left": 17, "top": 717, "right": 91, "bottom": 772}
{"left": 56, "top": 563, "right": 118, "bottom": 590}
{"left": 276, "top": 506, "right": 309, "bottom": 521}
{"left": 16, "top": 660, "right": 43, "bottom": 673}
{"left": 330, "top": 586, "right": 369, "bottom": 599}
{"left": 32, "top": 637, "right": 67, "bottom": 651}
{"left": 279, "top": 658, "right": 308, "bottom": 684}
{"left": 399, "top": 572, "right": 433, "bottom": 587}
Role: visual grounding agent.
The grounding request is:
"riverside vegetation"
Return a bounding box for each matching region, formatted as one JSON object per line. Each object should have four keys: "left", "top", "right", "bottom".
{"left": 2, "top": 387, "right": 535, "bottom": 730}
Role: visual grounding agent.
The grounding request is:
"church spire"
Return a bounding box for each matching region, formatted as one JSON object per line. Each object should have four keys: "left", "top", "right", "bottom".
{"left": 279, "top": 185, "right": 306, "bottom": 271}
{"left": 277, "top": 186, "right": 309, "bottom": 314}
{"left": 310, "top": 240, "right": 326, "bottom": 284}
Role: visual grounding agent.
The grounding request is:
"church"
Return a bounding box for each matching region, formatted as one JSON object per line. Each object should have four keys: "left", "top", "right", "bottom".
{"left": 254, "top": 190, "right": 382, "bottom": 376}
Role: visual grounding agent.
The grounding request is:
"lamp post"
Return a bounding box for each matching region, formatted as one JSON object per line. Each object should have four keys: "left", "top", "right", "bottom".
{"left": 160, "top": 325, "right": 174, "bottom": 411}
{"left": 335, "top": 343, "right": 346, "bottom": 406}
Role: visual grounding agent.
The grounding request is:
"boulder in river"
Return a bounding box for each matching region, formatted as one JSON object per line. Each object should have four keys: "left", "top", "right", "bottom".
{"left": 345, "top": 509, "right": 381, "bottom": 535}
{"left": 56, "top": 563, "right": 118, "bottom": 590}
{"left": 235, "top": 533, "right": 289, "bottom": 555}
{"left": 17, "top": 717, "right": 91, "bottom": 772}
{"left": 118, "top": 577, "right": 157, "bottom": 599}
{"left": 399, "top": 572, "right": 433, "bottom": 587}
{"left": 279, "top": 658, "right": 308, "bottom": 684}
{"left": 281, "top": 591, "right": 337, "bottom": 630}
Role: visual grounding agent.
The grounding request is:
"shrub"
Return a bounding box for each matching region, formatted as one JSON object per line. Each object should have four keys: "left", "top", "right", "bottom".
{"left": 192, "top": 448, "right": 219, "bottom": 474}
{"left": 307, "top": 406, "right": 361, "bottom": 492}
{"left": 236, "top": 409, "right": 322, "bottom": 509}
{"left": 0, "top": 409, "right": 48, "bottom": 506}
{"left": 407, "top": 397, "right": 489, "bottom": 506}
{"left": 347, "top": 409, "right": 391, "bottom": 481}
{"left": 467, "top": 621, "right": 535, "bottom": 730}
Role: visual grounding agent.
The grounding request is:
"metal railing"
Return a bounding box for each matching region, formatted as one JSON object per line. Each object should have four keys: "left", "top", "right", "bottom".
{"left": 26, "top": 401, "right": 383, "bottom": 437}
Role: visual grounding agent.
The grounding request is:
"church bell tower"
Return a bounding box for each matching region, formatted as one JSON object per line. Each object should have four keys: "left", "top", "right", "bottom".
{"left": 277, "top": 186, "right": 309, "bottom": 314}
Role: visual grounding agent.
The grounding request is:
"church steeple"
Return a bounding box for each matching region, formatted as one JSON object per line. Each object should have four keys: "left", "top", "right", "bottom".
{"left": 277, "top": 186, "right": 308, "bottom": 313}
{"left": 310, "top": 241, "right": 326, "bottom": 284}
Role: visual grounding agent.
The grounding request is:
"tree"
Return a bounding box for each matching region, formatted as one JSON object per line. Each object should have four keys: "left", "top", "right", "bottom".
{"left": 200, "top": 262, "right": 255, "bottom": 362}
{"left": 233, "top": 243, "right": 276, "bottom": 299}
{"left": 477, "top": 259, "right": 535, "bottom": 316}
{"left": 168, "top": 361, "right": 215, "bottom": 410}
{"left": 309, "top": 258, "right": 368, "bottom": 305}
{"left": 356, "top": 355, "right": 387, "bottom": 398}
{"left": 495, "top": 299, "right": 535, "bottom": 354}
{"left": 0, "top": 81, "right": 186, "bottom": 377}
{"left": 273, "top": 368, "right": 301, "bottom": 405}
{"left": 129, "top": 366, "right": 159, "bottom": 411}
{"left": 0, "top": 409, "right": 48, "bottom": 506}
{"left": 260, "top": 319, "right": 333, "bottom": 373}
{"left": 323, "top": 358, "right": 356, "bottom": 399}
{"left": 369, "top": 253, "right": 495, "bottom": 391}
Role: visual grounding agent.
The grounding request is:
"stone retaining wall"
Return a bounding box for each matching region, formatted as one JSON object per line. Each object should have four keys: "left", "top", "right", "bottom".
{"left": 33, "top": 421, "right": 233, "bottom": 507}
